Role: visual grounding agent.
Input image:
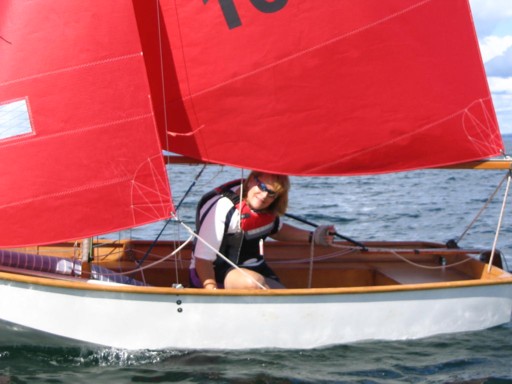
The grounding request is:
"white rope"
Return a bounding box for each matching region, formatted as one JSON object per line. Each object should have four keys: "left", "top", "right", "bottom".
{"left": 155, "top": 0, "right": 170, "bottom": 152}
{"left": 274, "top": 242, "right": 474, "bottom": 271}
{"left": 98, "top": 235, "right": 194, "bottom": 277}
{"left": 179, "top": 219, "right": 267, "bottom": 289}
{"left": 270, "top": 247, "right": 357, "bottom": 264}
{"left": 237, "top": 170, "right": 245, "bottom": 232}
{"left": 487, "top": 170, "right": 511, "bottom": 273}
{"left": 330, "top": 243, "right": 473, "bottom": 270}
{"left": 388, "top": 250, "right": 472, "bottom": 270}
{"left": 456, "top": 172, "right": 508, "bottom": 243}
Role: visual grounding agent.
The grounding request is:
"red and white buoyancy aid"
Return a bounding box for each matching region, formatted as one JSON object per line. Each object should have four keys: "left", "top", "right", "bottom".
{"left": 195, "top": 179, "right": 280, "bottom": 265}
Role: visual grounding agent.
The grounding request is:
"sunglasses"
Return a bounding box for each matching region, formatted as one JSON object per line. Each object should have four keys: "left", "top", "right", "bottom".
{"left": 254, "top": 176, "right": 278, "bottom": 198}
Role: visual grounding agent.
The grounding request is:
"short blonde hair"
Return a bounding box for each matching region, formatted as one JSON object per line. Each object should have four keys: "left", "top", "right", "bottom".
{"left": 243, "top": 171, "right": 290, "bottom": 216}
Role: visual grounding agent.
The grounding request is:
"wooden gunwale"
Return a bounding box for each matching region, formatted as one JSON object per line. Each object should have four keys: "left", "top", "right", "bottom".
{"left": 437, "top": 159, "right": 512, "bottom": 170}
{"left": 0, "top": 264, "right": 511, "bottom": 296}
{"left": 2, "top": 239, "right": 511, "bottom": 296}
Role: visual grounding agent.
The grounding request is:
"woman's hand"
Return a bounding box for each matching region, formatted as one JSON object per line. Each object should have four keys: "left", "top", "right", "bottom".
{"left": 313, "top": 225, "right": 336, "bottom": 246}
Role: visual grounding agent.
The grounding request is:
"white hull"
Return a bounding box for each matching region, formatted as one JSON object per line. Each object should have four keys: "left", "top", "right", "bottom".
{"left": 1, "top": 273, "right": 511, "bottom": 350}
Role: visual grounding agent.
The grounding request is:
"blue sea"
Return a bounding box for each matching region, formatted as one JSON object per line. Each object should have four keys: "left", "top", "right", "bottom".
{"left": 1, "top": 136, "right": 511, "bottom": 383}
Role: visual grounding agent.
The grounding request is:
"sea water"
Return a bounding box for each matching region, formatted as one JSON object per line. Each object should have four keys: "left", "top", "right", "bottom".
{"left": 0, "top": 136, "right": 511, "bottom": 383}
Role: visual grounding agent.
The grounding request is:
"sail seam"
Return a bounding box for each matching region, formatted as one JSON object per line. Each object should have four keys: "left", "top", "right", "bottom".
{"left": 463, "top": 99, "right": 502, "bottom": 156}
{"left": 0, "top": 52, "right": 143, "bottom": 87}
{"left": 0, "top": 114, "right": 154, "bottom": 149}
{"left": 130, "top": 155, "right": 171, "bottom": 223}
{"left": 306, "top": 97, "right": 497, "bottom": 173}
{"left": 0, "top": 177, "right": 133, "bottom": 210}
{"left": 181, "top": 0, "right": 433, "bottom": 100}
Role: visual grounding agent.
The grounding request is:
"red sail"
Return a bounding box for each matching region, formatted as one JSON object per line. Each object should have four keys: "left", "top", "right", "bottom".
{"left": 0, "top": 0, "right": 503, "bottom": 247}
{"left": 0, "top": 1, "right": 173, "bottom": 247}
{"left": 148, "top": 0, "right": 503, "bottom": 175}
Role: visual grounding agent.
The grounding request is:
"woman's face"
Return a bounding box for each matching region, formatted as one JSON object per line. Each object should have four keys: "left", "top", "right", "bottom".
{"left": 246, "top": 174, "right": 278, "bottom": 211}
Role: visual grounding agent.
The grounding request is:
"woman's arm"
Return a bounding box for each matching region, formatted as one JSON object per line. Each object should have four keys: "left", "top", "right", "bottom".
{"left": 195, "top": 257, "right": 217, "bottom": 289}
{"left": 270, "top": 222, "right": 335, "bottom": 245}
{"left": 270, "top": 223, "right": 310, "bottom": 242}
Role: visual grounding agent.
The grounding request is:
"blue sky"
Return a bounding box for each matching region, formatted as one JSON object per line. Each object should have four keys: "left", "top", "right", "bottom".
{"left": 470, "top": 0, "right": 512, "bottom": 135}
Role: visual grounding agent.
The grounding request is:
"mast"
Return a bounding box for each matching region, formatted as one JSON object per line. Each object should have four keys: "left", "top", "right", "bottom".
{"left": 81, "top": 238, "right": 92, "bottom": 279}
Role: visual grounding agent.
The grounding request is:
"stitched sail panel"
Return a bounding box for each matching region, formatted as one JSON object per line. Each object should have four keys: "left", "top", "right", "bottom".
{"left": 153, "top": 0, "right": 502, "bottom": 175}
{"left": 0, "top": 1, "right": 173, "bottom": 247}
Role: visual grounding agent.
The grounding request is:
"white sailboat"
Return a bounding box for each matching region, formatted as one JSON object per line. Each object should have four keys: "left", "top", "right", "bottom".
{"left": 0, "top": 0, "right": 511, "bottom": 350}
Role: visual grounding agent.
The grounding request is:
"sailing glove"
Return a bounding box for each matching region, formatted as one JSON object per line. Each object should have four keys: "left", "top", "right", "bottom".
{"left": 313, "top": 225, "right": 335, "bottom": 246}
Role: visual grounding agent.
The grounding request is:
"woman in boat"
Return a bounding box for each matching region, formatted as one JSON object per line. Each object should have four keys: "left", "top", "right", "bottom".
{"left": 190, "top": 171, "right": 334, "bottom": 289}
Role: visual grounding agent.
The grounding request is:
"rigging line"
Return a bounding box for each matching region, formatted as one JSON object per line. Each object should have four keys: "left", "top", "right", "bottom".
{"left": 0, "top": 36, "right": 12, "bottom": 44}
{"left": 155, "top": 0, "right": 170, "bottom": 155}
{"left": 271, "top": 248, "right": 358, "bottom": 264}
{"left": 456, "top": 172, "right": 508, "bottom": 244}
{"left": 330, "top": 243, "right": 475, "bottom": 270}
{"left": 167, "top": 0, "right": 208, "bottom": 156}
{"left": 91, "top": 241, "right": 123, "bottom": 261}
{"left": 178, "top": 218, "right": 267, "bottom": 290}
{"left": 171, "top": 226, "right": 186, "bottom": 284}
{"left": 99, "top": 236, "right": 194, "bottom": 277}
{"left": 487, "top": 169, "right": 511, "bottom": 273}
{"left": 388, "top": 250, "right": 472, "bottom": 270}
{"left": 237, "top": 169, "right": 246, "bottom": 232}
{"left": 331, "top": 243, "right": 474, "bottom": 270}
{"left": 168, "top": 164, "right": 209, "bottom": 282}
{"left": 137, "top": 164, "right": 207, "bottom": 266}
{"left": 175, "top": 164, "right": 207, "bottom": 214}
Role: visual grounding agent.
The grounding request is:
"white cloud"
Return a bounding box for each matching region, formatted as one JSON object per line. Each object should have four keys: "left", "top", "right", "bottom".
{"left": 488, "top": 77, "right": 512, "bottom": 93}
{"left": 491, "top": 94, "right": 512, "bottom": 136}
{"left": 470, "top": 0, "right": 512, "bottom": 17}
{"left": 470, "top": 0, "right": 512, "bottom": 134}
{"left": 487, "top": 78, "right": 512, "bottom": 135}
{"left": 482, "top": 40, "right": 512, "bottom": 78}
{"left": 479, "top": 35, "right": 512, "bottom": 62}
{"left": 470, "top": 0, "right": 512, "bottom": 36}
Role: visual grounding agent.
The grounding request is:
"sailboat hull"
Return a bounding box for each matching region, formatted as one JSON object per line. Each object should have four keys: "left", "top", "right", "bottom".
{"left": 0, "top": 265, "right": 511, "bottom": 350}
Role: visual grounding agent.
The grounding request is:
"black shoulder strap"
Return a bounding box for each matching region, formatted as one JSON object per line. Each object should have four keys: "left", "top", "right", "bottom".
{"left": 195, "top": 179, "right": 243, "bottom": 230}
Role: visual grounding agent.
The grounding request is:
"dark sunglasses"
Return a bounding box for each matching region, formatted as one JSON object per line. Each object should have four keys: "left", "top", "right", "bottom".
{"left": 254, "top": 176, "right": 278, "bottom": 198}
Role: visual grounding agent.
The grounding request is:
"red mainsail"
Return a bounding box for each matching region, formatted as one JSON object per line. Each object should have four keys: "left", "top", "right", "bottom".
{"left": 0, "top": 0, "right": 503, "bottom": 247}
{"left": 151, "top": 0, "right": 503, "bottom": 174}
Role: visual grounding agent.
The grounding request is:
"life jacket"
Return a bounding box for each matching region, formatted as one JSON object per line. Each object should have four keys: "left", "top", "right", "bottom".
{"left": 195, "top": 179, "right": 279, "bottom": 266}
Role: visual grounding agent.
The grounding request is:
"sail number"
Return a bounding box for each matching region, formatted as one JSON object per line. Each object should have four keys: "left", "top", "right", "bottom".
{"left": 204, "top": 0, "right": 288, "bottom": 29}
